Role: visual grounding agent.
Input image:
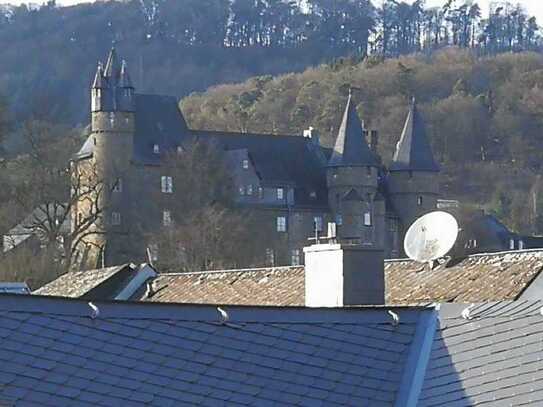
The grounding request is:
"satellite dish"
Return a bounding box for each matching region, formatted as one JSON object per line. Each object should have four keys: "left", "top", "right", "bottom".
{"left": 404, "top": 211, "right": 459, "bottom": 263}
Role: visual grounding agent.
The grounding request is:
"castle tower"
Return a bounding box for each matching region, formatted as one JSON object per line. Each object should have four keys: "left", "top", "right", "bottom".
{"left": 76, "top": 48, "right": 136, "bottom": 267}
{"left": 327, "top": 92, "right": 382, "bottom": 246}
{"left": 387, "top": 98, "right": 440, "bottom": 254}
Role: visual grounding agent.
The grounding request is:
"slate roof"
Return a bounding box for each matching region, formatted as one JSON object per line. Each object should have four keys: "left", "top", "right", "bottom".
{"left": 390, "top": 99, "right": 439, "bottom": 172}
{"left": 0, "top": 283, "right": 30, "bottom": 295}
{"left": 420, "top": 301, "right": 543, "bottom": 406}
{"left": 192, "top": 130, "right": 329, "bottom": 206}
{"left": 34, "top": 264, "right": 131, "bottom": 299}
{"left": 328, "top": 93, "right": 380, "bottom": 168}
{"left": 0, "top": 294, "right": 423, "bottom": 406}
{"left": 137, "top": 250, "right": 543, "bottom": 305}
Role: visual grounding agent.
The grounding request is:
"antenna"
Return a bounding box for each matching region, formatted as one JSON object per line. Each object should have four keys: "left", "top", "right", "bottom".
{"left": 404, "top": 211, "right": 459, "bottom": 264}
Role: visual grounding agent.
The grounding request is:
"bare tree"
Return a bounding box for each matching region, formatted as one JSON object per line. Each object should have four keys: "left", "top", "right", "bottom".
{"left": 4, "top": 120, "right": 105, "bottom": 272}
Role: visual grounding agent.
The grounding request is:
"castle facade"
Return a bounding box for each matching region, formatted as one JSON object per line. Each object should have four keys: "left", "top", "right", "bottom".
{"left": 72, "top": 49, "right": 440, "bottom": 268}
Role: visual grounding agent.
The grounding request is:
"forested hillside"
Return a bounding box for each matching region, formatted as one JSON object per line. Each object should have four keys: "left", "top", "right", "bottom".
{"left": 0, "top": 0, "right": 539, "bottom": 128}
{"left": 182, "top": 48, "right": 543, "bottom": 235}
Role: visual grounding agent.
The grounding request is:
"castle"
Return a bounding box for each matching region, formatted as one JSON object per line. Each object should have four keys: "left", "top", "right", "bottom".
{"left": 72, "top": 49, "right": 440, "bottom": 268}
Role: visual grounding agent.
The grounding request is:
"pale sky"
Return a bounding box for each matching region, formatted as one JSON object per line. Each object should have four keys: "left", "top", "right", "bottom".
{"left": 2, "top": 0, "right": 543, "bottom": 23}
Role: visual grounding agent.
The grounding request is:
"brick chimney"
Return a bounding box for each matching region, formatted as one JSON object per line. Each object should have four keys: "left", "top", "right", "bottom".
{"left": 303, "top": 242, "right": 385, "bottom": 307}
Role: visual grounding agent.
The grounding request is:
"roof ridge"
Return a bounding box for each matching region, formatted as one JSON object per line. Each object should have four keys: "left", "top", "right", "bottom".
{"left": 158, "top": 265, "right": 303, "bottom": 277}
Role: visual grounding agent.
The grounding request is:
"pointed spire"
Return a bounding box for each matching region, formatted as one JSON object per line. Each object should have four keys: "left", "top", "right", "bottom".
{"left": 328, "top": 92, "right": 379, "bottom": 168}
{"left": 104, "top": 47, "right": 120, "bottom": 82}
{"left": 92, "top": 62, "right": 105, "bottom": 89}
{"left": 119, "top": 60, "right": 133, "bottom": 88}
{"left": 390, "top": 97, "right": 440, "bottom": 172}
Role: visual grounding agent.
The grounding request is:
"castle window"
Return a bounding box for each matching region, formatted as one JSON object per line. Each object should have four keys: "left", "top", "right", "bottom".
{"left": 309, "top": 191, "right": 317, "bottom": 199}
{"left": 111, "top": 212, "right": 121, "bottom": 225}
{"left": 291, "top": 249, "right": 301, "bottom": 266}
{"left": 242, "top": 159, "right": 249, "bottom": 169}
{"left": 266, "top": 248, "right": 275, "bottom": 266}
{"left": 258, "top": 187, "right": 264, "bottom": 199}
{"left": 163, "top": 210, "right": 172, "bottom": 227}
{"left": 366, "top": 166, "right": 371, "bottom": 177}
{"left": 239, "top": 186, "right": 245, "bottom": 196}
{"left": 277, "top": 216, "right": 287, "bottom": 232}
{"left": 109, "top": 112, "right": 115, "bottom": 127}
{"left": 417, "top": 196, "right": 423, "bottom": 206}
{"left": 313, "top": 216, "right": 323, "bottom": 232}
{"left": 78, "top": 213, "right": 82, "bottom": 225}
{"left": 112, "top": 178, "right": 122, "bottom": 193}
{"left": 153, "top": 144, "right": 160, "bottom": 154}
{"left": 177, "top": 146, "right": 183, "bottom": 154}
{"left": 161, "top": 176, "right": 173, "bottom": 193}
{"left": 247, "top": 185, "right": 253, "bottom": 196}
{"left": 277, "top": 188, "right": 284, "bottom": 200}
{"left": 93, "top": 137, "right": 96, "bottom": 146}
{"left": 336, "top": 214, "right": 343, "bottom": 226}
{"left": 364, "top": 212, "right": 372, "bottom": 226}
{"left": 519, "top": 240, "right": 525, "bottom": 250}
{"left": 510, "top": 239, "right": 515, "bottom": 250}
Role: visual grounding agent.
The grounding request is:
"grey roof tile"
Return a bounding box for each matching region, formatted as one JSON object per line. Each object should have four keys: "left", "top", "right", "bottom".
{"left": 0, "top": 295, "right": 423, "bottom": 406}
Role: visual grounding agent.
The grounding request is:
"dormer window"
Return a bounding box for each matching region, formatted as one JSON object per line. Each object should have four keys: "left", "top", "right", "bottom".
{"left": 153, "top": 144, "right": 160, "bottom": 154}
{"left": 242, "top": 159, "right": 249, "bottom": 169}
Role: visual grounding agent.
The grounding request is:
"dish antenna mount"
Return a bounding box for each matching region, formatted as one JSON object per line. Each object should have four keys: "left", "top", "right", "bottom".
{"left": 404, "top": 211, "right": 459, "bottom": 264}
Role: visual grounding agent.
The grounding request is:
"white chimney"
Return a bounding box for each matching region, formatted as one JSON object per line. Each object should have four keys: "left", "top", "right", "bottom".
{"left": 303, "top": 243, "right": 385, "bottom": 307}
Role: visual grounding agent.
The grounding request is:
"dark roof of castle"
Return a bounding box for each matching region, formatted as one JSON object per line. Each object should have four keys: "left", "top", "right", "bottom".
{"left": 191, "top": 130, "right": 328, "bottom": 205}
{"left": 136, "top": 250, "right": 543, "bottom": 305}
{"left": 0, "top": 294, "right": 423, "bottom": 406}
{"left": 133, "top": 94, "right": 188, "bottom": 164}
{"left": 342, "top": 188, "right": 362, "bottom": 202}
{"left": 390, "top": 99, "right": 439, "bottom": 172}
{"left": 328, "top": 93, "right": 379, "bottom": 168}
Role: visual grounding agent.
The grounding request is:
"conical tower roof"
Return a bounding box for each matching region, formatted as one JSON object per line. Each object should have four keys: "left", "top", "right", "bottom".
{"left": 390, "top": 98, "right": 440, "bottom": 172}
{"left": 328, "top": 92, "right": 379, "bottom": 168}
{"left": 91, "top": 63, "right": 106, "bottom": 89}
{"left": 119, "top": 60, "right": 133, "bottom": 88}
{"left": 104, "top": 48, "right": 120, "bottom": 82}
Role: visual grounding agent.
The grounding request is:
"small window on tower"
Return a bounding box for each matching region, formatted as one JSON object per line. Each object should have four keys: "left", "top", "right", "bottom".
{"left": 112, "top": 178, "right": 123, "bottom": 193}
{"left": 417, "top": 196, "right": 423, "bottom": 206}
{"left": 163, "top": 210, "right": 172, "bottom": 227}
{"left": 242, "top": 159, "right": 249, "bottom": 169}
{"left": 161, "top": 176, "right": 173, "bottom": 193}
{"left": 364, "top": 212, "right": 372, "bottom": 226}
{"left": 153, "top": 144, "right": 160, "bottom": 154}
{"left": 93, "top": 137, "right": 97, "bottom": 146}
{"left": 111, "top": 212, "right": 121, "bottom": 225}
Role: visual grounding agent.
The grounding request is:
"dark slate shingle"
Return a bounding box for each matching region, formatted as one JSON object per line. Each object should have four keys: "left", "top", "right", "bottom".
{"left": 0, "top": 295, "right": 423, "bottom": 407}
